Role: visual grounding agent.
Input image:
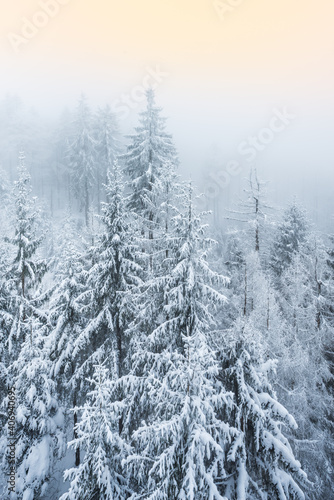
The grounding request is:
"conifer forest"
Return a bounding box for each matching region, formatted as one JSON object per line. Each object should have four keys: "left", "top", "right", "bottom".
{"left": 0, "top": 88, "right": 332, "bottom": 500}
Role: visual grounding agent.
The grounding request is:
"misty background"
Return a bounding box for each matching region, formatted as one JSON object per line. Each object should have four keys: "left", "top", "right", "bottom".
{"left": 1, "top": 0, "right": 333, "bottom": 231}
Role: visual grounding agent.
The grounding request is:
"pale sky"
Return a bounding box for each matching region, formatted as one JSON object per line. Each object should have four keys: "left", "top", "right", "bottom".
{"left": 1, "top": 0, "right": 334, "bottom": 226}
{"left": 1, "top": 1, "right": 333, "bottom": 96}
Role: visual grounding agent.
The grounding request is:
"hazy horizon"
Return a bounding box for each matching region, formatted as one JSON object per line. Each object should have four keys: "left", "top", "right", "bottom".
{"left": 1, "top": 0, "right": 333, "bottom": 230}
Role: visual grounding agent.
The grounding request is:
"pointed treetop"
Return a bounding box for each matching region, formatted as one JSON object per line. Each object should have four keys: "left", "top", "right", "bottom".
{"left": 19, "top": 151, "right": 25, "bottom": 167}
{"left": 146, "top": 87, "right": 155, "bottom": 105}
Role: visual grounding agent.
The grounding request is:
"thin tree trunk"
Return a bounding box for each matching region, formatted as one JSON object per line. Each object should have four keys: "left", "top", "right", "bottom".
{"left": 255, "top": 198, "right": 260, "bottom": 252}
{"left": 72, "top": 363, "right": 80, "bottom": 466}
{"left": 243, "top": 265, "right": 247, "bottom": 317}
{"left": 315, "top": 253, "right": 321, "bottom": 329}
{"left": 115, "top": 315, "right": 124, "bottom": 435}
{"left": 85, "top": 178, "right": 89, "bottom": 228}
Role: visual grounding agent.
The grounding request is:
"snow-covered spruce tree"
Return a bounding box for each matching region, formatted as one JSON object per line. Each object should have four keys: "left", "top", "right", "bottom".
{"left": 0, "top": 165, "right": 10, "bottom": 202}
{"left": 0, "top": 167, "right": 12, "bottom": 400}
{"left": 68, "top": 94, "right": 96, "bottom": 227}
{"left": 58, "top": 161, "right": 142, "bottom": 494}
{"left": 122, "top": 88, "right": 178, "bottom": 266}
{"left": 0, "top": 156, "right": 63, "bottom": 499}
{"left": 325, "top": 234, "right": 334, "bottom": 324}
{"left": 72, "top": 160, "right": 142, "bottom": 382}
{"left": 322, "top": 235, "right": 334, "bottom": 497}
{"left": 270, "top": 201, "right": 309, "bottom": 278}
{"left": 94, "top": 105, "right": 120, "bottom": 210}
{"left": 218, "top": 317, "right": 308, "bottom": 500}
{"left": 0, "top": 220, "right": 11, "bottom": 439}
{"left": 3, "top": 155, "right": 46, "bottom": 360}
{"left": 277, "top": 248, "right": 333, "bottom": 498}
{"left": 66, "top": 160, "right": 141, "bottom": 471}
{"left": 61, "top": 361, "right": 131, "bottom": 500}
{"left": 48, "top": 227, "right": 87, "bottom": 467}
{"left": 229, "top": 226, "right": 332, "bottom": 497}
{"left": 212, "top": 245, "right": 307, "bottom": 498}
{"left": 325, "top": 234, "right": 334, "bottom": 366}
{"left": 3, "top": 317, "right": 64, "bottom": 500}
{"left": 123, "top": 184, "right": 236, "bottom": 499}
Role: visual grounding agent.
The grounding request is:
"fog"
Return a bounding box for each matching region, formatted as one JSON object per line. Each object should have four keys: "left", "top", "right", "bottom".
{"left": 1, "top": 0, "right": 333, "bottom": 232}
{"left": 1, "top": 82, "right": 332, "bottom": 233}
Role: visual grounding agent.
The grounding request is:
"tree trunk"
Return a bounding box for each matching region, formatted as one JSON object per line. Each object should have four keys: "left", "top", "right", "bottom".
{"left": 243, "top": 265, "right": 247, "bottom": 317}
{"left": 72, "top": 363, "right": 80, "bottom": 466}
{"left": 115, "top": 316, "right": 124, "bottom": 435}
{"left": 85, "top": 178, "right": 89, "bottom": 228}
{"left": 255, "top": 197, "right": 260, "bottom": 252}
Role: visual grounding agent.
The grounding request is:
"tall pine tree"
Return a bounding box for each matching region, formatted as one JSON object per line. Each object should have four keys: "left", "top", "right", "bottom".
{"left": 123, "top": 184, "right": 235, "bottom": 499}
{"left": 68, "top": 95, "right": 96, "bottom": 227}
{"left": 122, "top": 89, "right": 178, "bottom": 269}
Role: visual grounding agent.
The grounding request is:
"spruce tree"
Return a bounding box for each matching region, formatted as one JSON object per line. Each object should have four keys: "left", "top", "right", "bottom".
{"left": 123, "top": 184, "right": 235, "bottom": 499}
{"left": 3, "top": 154, "right": 46, "bottom": 358}
{"left": 220, "top": 318, "right": 308, "bottom": 499}
{"left": 4, "top": 318, "right": 64, "bottom": 500}
{"left": 61, "top": 361, "right": 131, "bottom": 500}
{"left": 270, "top": 202, "right": 309, "bottom": 277}
{"left": 122, "top": 89, "right": 178, "bottom": 267}
{"left": 94, "top": 105, "right": 120, "bottom": 210}
{"left": 72, "top": 160, "right": 142, "bottom": 382}
{"left": 68, "top": 95, "right": 96, "bottom": 227}
{"left": 48, "top": 228, "right": 87, "bottom": 467}
{"left": 277, "top": 250, "right": 333, "bottom": 498}
{"left": 0, "top": 156, "right": 62, "bottom": 499}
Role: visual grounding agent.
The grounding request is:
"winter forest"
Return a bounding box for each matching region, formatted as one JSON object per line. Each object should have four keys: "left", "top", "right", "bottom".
{"left": 0, "top": 89, "right": 333, "bottom": 500}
